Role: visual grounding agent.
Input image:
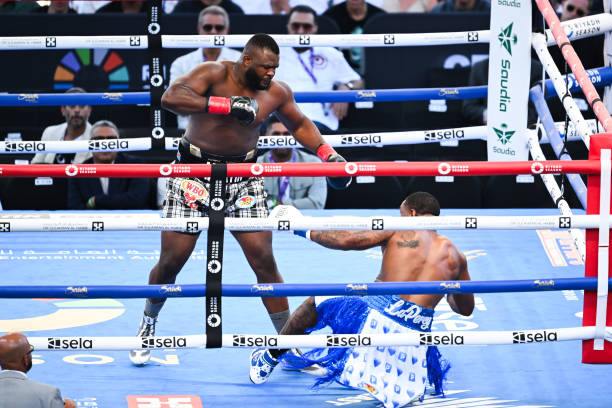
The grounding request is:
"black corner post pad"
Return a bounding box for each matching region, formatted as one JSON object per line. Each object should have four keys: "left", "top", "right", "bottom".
{"left": 147, "top": 0, "right": 166, "bottom": 148}
{"left": 205, "top": 164, "right": 227, "bottom": 348}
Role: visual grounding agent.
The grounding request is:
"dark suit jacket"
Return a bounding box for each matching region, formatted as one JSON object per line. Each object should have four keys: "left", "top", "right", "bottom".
{"left": 67, "top": 153, "right": 151, "bottom": 210}
{"left": 0, "top": 370, "right": 64, "bottom": 408}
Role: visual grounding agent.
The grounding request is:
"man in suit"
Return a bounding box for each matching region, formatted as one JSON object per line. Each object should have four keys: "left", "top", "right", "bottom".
{"left": 67, "top": 120, "right": 151, "bottom": 210}
{"left": 0, "top": 332, "right": 75, "bottom": 408}
{"left": 257, "top": 116, "right": 327, "bottom": 209}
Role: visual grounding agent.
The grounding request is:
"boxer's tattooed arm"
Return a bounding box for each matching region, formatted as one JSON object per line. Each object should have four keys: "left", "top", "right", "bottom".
{"left": 280, "top": 300, "right": 318, "bottom": 335}
{"left": 310, "top": 230, "right": 392, "bottom": 250}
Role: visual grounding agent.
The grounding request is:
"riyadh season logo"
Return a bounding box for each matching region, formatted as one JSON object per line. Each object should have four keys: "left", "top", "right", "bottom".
{"left": 493, "top": 123, "right": 515, "bottom": 145}
{"left": 498, "top": 22, "right": 518, "bottom": 56}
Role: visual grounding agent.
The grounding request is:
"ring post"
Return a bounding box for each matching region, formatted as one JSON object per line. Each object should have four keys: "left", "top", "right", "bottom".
{"left": 583, "top": 133, "right": 612, "bottom": 363}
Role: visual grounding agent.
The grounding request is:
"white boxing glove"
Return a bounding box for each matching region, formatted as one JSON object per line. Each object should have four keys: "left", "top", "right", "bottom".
{"left": 268, "top": 204, "right": 304, "bottom": 219}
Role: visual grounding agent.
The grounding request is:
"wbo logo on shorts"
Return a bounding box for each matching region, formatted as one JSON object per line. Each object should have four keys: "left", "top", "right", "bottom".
{"left": 235, "top": 195, "right": 256, "bottom": 209}
{"left": 181, "top": 180, "right": 207, "bottom": 201}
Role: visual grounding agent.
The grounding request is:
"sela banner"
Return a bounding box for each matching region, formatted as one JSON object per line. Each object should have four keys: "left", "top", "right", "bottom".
{"left": 486, "top": 0, "right": 532, "bottom": 161}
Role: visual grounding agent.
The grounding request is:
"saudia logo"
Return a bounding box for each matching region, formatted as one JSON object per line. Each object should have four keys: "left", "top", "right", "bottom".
{"left": 512, "top": 330, "right": 558, "bottom": 343}
{"left": 419, "top": 333, "right": 464, "bottom": 345}
{"left": 48, "top": 337, "right": 93, "bottom": 349}
{"left": 498, "top": 22, "right": 518, "bottom": 56}
{"left": 498, "top": 0, "right": 521, "bottom": 8}
{"left": 492, "top": 123, "right": 516, "bottom": 156}
{"left": 497, "top": 23, "right": 516, "bottom": 112}
{"left": 493, "top": 123, "right": 515, "bottom": 145}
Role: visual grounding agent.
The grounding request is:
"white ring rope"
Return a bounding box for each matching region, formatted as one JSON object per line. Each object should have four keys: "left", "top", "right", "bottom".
{"left": 25, "top": 326, "right": 612, "bottom": 350}
{"left": 0, "top": 14, "right": 608, "bottom": 50}
{"left": 0, "top": 120, "right": 593, "bottom": 155}
{"left": 532, "top": 33, "right": 596, "bottom": 148}
{"left": 528, "top": 130, "right": 586, "bottom": 262}
{"left": 0, "top": 214, "right": 605, "bottom": 232}
{"left": 0, "top": 138, "right": 151, "bottom": 154}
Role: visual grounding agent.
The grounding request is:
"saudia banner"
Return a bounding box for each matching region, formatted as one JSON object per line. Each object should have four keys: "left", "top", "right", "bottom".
{"left": 487, "top": 0, "right": 532, "bottom": 161}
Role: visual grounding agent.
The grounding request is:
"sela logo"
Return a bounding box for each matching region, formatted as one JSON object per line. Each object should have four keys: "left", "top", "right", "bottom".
{"left": 5, "top": 142, "right": 46, "bottom": 152}
{"left": 257, "top": 136, "right": 298, "bottom": 148}
{"left": 88, "top": 139, "right": 128, "bottom": 151}
{"left": 326, "top": 335, "right": 371, "bottom": 347}
{"left": 341, "top": 135, "right": 381, "bottom": 145}
{"left": 232, "top": 335, "right": 278, "bottom": 347}
{"left": 48, "top": 337, "right": 93, "bottom": 349}
{"left": 512, "top": 330, "right": 558, "bottom": 343}
{"left": 419, "top": 333, "right": 464, "bottom": 345}
{"left": 141, "top": 336, "right": 187, "bottom": 348}
{"left": 424, "top": 129, "right": 465, "bottom": 141}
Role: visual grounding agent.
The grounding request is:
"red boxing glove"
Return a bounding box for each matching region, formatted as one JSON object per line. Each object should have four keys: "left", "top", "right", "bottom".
{"left": 316, "top": 143, "right": 336, "bottom": 162}
{"left": 207, "top": 96, "right": 231, "bottom": 115}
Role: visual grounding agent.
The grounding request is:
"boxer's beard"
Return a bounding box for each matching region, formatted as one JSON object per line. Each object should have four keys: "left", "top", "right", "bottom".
{"left": 246, "top": 67, "right": 270, "bottom": 90}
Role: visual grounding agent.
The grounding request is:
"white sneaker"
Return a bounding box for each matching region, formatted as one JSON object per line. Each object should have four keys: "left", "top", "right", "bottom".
{"left": 249, "top": 348, "right": 279, "bottom": 384}
{"left": 129, "top": 314, "right": 156, "bottom": 366}
{"left": 281, "top": 348, "right": 328, "bottom": 377}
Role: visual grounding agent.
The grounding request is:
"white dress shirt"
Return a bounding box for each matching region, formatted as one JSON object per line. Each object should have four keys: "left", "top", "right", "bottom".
{"left": 274, "top": 46, "right": 361, "bottom": 131}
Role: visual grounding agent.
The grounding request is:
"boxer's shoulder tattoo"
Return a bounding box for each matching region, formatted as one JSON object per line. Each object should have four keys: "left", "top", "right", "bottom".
{"left": 397, "top": 239, "right": 419, "bottom": 248}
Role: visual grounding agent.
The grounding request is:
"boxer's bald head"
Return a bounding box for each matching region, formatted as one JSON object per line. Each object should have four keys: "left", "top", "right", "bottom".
{"left": 0, "top": 332, "right": 33, "bottom": 372}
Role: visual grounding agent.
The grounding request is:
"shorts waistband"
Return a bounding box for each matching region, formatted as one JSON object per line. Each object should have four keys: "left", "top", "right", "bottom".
{"left": 178, "top": 138, "right": 257, "bottom": 164}
{"left": 364, "top": 295, "right": 434, "bottom": 331}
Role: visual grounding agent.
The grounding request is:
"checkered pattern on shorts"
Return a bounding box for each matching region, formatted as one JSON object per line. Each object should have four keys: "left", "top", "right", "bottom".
{"left": 162, "top": 176, "right": 269, "bottom": 220}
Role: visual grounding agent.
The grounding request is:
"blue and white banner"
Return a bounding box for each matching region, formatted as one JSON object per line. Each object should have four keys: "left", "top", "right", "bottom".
{"left": 487, "top": 0, "right": 532, "bottom": 161}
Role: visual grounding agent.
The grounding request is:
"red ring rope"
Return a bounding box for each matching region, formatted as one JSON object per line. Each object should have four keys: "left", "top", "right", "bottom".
{"left": 0, "top": 160, "right": 600, "bottom": 178}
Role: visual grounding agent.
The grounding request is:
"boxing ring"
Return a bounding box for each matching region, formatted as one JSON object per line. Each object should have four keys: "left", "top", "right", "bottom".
{"left": 2, "top": 1, "right": 612, "bottom": 407}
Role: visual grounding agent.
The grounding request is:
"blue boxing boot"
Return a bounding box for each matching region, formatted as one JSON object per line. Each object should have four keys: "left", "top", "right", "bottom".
{"left": 249, "top": 348, "right": 279, "bottom": 384}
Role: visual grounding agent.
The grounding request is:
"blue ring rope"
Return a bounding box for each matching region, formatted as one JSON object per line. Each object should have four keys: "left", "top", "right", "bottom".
{"left": 529, "top": 85, "right": 588, "bottom": 208}
{"left": 2, "top": 67, "right": 610, "bottom": 107}
{"left": 0, "top": 278, "right": 608, "bottom": 298}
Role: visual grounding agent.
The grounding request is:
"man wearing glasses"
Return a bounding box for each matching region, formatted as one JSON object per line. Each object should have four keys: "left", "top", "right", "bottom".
{"left": 169, "top": 5, "right": 242, "bottom": 130}
{"left": 257, "top": 116, "right": 327, "bottom": 209}
{"left": 274, "top": 5, "right": 363, "bottom": 134}
{"left": 0, "top": 332, "right": 75, "bottom": 408}
{"left": 66, "top": 120, "right": 151, "bottom": 210}
{"left": 561, "top": 0, "right": 590, "bottom": 20}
